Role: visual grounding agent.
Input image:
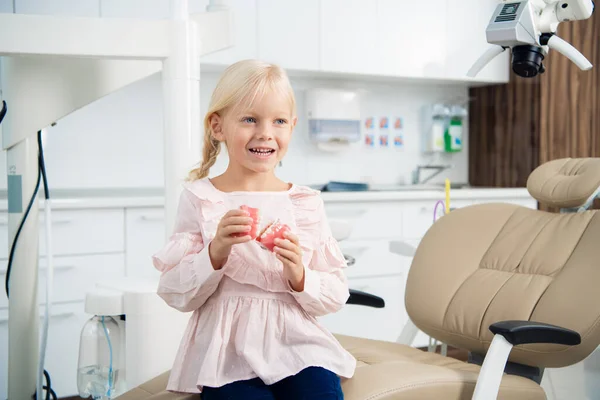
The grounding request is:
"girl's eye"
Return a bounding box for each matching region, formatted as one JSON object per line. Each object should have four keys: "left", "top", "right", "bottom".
{"left": 242, "top": 117, "right": 256, "bottom": 123}
{"left": 275, "top": 119, "right": 287, "bottom": 125}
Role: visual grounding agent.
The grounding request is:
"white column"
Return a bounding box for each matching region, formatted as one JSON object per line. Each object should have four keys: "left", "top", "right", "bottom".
{"left": 6, "top": 136, "right": 40, "bottom": 400}
{"left": 162, "top": 0, "right": 202, "bottom": 237}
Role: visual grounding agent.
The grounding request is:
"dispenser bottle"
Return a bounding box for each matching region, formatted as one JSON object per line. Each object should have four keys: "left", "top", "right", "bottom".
{"left": 444, "top": 105, "right": 467, "bottom": 153}
{"left": 421, "top": 104, "right": 450, "bottom": 153}
{"left": 78, "top": 288, "right": 124, "bottom": 400}
{"left": 77, "top": 315, "right": 122, "bottom": 399}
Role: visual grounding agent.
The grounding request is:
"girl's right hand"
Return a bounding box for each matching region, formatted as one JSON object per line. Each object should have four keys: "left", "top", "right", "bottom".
{"left": 209, "top": 209, "right": 253, "bottom": 270}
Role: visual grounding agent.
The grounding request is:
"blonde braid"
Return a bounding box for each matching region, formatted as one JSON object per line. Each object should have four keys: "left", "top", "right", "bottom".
{"left": 188, "top": 125, "right": 221, "bottom": 181}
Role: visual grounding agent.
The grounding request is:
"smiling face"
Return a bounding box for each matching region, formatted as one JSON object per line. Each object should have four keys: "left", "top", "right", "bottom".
{"left": 210, "top": 88, "right": 297, "bottom": 175}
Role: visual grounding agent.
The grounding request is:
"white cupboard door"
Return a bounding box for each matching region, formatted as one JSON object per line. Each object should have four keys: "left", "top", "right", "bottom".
{"left": 125, "top": 208, "right": 165, "bottom": 278}
{"left": 0, "top": 0, "right": 13, "bottom": 12}
{"left": 320, "top": 0, "right": 379, "bottom": 75}
{"left": 317, "top": 274, "right": 407, "bottom": 343}
{"left": 257, "top": 0, "right": 320, "bottom": 71}
{"left": 445, "top": 0, "right": 510, "bottom": 82}
{"left": 0, "top": 302, "right": 90, "bottom": 398}
{"left": 377, "top": 0, "right": 448, "bottom": 78}
{"left": 15, "top": 0, "right": 99, "bottom": 16}
{"left": 200, "top": 0, "right": 258, "bottom": 66}
{"left": 100, "top": 0, "right": 170, "bottom": 19}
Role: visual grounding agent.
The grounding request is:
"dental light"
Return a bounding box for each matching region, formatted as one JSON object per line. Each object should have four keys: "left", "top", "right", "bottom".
{"left": 468, "top": 0, "right": 595, "bottom": 78}
{"left": 0, "top": 2, "right": 233, "bottom": 399}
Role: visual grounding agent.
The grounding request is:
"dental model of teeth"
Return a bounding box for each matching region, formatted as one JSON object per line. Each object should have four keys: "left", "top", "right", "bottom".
{"left": 232, "top": 205, "right": 291, "bottom": 252}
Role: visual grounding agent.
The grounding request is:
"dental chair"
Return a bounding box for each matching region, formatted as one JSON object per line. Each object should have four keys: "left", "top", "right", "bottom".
{"left": 116, "top": 157, "right": 600, "bottom": 400}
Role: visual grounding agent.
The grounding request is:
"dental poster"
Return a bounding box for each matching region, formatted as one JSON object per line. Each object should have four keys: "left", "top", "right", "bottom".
{"left": 364, "top": 117, "right": 375, "bottom": 147}
{"left": 379, "top": 117, "right": 389, "bottom": 147}
{"left": 364, "top": 116, "right": 405, "bottom": 149}
{"left": 393, "top": 117, "right": 404, "bottom": 149}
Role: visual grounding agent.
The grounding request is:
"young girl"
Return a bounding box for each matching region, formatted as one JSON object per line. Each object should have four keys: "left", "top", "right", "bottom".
{"left": 152, "top": 59, "right": 356, "bottom": 399}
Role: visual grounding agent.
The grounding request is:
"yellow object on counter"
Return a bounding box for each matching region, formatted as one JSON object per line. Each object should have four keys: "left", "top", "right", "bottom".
{"left": 445, "top": 178, "right": 450, "bottom": 214}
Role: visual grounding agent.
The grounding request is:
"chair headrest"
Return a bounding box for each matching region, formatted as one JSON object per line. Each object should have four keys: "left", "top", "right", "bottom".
{"left": 526, "top": 158, "right": 600, "bottom": 209}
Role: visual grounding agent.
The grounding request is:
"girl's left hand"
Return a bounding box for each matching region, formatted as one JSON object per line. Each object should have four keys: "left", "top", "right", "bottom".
{"left": 274, "top": 231, "right": 305, "bottom": 292}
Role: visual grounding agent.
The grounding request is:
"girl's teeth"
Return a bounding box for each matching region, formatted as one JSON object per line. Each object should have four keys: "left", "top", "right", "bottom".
{"left": 251, "top": 149, "right": 273, "bottom": 154}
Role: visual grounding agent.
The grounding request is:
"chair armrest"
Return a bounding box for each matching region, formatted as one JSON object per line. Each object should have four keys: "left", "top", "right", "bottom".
{"left": 346, "top": 289, "right": 385, "bottom": 308}
{"left": 472, "top": 320, "right": 581, "bottom": 400}
{"left": 489, "top": 320, "right": 581, "bottom": 346}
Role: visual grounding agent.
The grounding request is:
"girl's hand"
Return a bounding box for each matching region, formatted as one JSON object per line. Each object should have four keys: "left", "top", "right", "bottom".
{"left": 209, "top": 209, "right": 253, "bottom": 270}
{"left": 274, "top": 231, "right": 305, "bottom": 292}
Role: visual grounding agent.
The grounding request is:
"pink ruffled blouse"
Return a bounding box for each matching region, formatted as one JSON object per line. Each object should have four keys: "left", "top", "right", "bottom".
{"left": 152, "top": 178, "right": 357, "bottom": 393}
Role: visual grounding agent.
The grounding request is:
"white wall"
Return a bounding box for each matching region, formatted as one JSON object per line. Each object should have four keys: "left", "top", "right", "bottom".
{"left": 0, "top": 69, "right": 469, "bottom": 190}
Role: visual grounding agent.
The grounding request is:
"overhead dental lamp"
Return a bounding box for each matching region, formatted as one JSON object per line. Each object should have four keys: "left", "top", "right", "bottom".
{"left": 0, "top": 2, "right": 233, "bottom": 399}
{"left": 468, "top": 0, "right": 595, "bottom": 78}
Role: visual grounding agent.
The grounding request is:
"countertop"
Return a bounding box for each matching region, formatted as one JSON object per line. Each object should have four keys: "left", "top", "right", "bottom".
{"left": 0, "top": 186, "right": 535, "bottom": 211}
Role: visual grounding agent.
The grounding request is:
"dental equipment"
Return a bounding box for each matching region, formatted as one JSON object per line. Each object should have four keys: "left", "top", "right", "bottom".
{"left": 0, "top": 2, "right": 233, "bottom": 398}
{"left": 468, "top": 0, "right": 595, "bottom": 78}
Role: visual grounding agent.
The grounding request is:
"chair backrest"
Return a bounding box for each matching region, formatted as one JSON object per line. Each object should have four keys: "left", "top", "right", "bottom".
{"left": 405, "top": 158, "right": 600, "bottom": 369}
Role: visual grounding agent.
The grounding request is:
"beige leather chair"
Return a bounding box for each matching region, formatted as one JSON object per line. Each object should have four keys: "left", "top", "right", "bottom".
{"left": 116, "top": 158, "right": 600, "bottom": 400}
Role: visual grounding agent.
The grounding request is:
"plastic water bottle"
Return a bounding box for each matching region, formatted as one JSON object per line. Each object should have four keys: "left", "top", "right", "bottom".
{"left": 77, "top": 315, "right": 122, "bottom": 400}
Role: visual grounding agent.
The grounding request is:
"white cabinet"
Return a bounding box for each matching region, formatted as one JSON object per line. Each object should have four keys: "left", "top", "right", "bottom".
{"left": 257, "top": 0, "right": 320, "bottom": 71}
{"left": 0, "top": 209, "right": 125, "bottom": 260}
{"left": 445, "top": 0, "right": 510, "bottom": 82}
{"left": 0, "top": 0, "right": 13, "bottom": 12}
{"left": 100, "top": 0, "right": 170, "bottom": 19}
{"left": 320, "top": 0, "right": 379, "bottom": 75}
{"left": 341, "top": 239, "right": 409, "bottom": 279}
{"left": 318, "top": 274, "right": 407, "bottom": 342}
{"left": 200, "top": 0, "right": 259, "bottom": 66}
{"left": 125, "top": 207, "right": 165, "bottom": 278}
{"left": 318, "top": 0, "right": 507, "bottom": 82}
{"left": 0, "top": 208, "right": 126, "bottom": 399}
{"left": 377, "top": 0, "right": 448, "bottom": 79}
{"left": 324, "top": 202, "right": 404, "bottom": 241}
{"left": 401, "top": 199, "right": 475, "bottom": 240}
{"left": 0, "top": 302, "right": 90, "bottom": 399}
{"left": 15, "top": 0, "right": 99, "bottom": 16}
{"left": 0, "top": 254, "right": 125, "bottom": 308}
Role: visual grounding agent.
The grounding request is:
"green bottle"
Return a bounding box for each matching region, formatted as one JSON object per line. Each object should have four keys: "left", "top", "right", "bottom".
{"left": 444, "top": 106, "right": 466, "bottom": 153}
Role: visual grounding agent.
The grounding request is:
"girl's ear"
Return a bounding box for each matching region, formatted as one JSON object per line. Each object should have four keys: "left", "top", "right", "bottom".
{"left": 291, "top": 116, "right": 298, "bottom": 130}
{"left": 209, "top": 113, "right": 224, "bottom": 141}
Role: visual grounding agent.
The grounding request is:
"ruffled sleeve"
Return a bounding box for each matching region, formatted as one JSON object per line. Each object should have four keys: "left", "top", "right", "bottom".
{"left": 288, "top": 187, "right": 350, "bottom": 317}
{"left": 153, "top": 186, "right": 224, "bottom": 313}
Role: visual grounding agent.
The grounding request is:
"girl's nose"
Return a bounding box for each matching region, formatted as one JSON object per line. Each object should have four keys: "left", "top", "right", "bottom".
{"left": 255, "top": 124, "right": 274, "bottom": 140}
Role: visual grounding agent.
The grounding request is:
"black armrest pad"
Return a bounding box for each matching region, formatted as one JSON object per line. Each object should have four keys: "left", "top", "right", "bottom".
{"left": 346, "top": 289, "right": 385, "bottom": 308}
{"left": 490, "top": 320, "right": 581, "bottom": 346}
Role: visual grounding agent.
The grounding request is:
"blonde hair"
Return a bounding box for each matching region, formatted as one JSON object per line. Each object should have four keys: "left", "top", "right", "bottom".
{"left": 188, "top": 59, "right": 297, "bottom": 181}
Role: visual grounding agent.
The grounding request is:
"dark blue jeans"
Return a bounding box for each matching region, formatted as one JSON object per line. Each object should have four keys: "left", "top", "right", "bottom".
{"left": 201, "top": 367, "right": 344, "bottom": 400}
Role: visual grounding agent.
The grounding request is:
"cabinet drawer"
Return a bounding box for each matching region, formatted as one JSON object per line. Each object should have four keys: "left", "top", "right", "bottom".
{"left": 401, "top": 200, "right": 473, "bottom": 240}
{"left": 317, "top": 275, "right": 408, "bottom": 343}
{"left": 339, "top": 240, "right": 408, "bottom": 279}
{"left": 0, "top": 302, "right": 92, "bottom": 398}
{"left": 0, "top": 253, "right": 125, "bottom": 309}
{"left": 125, "top": 207, "right": 165, "bottom": 278}
{"left": 325, "top": 203, "right": 403, "bottom": 240}
{"left": 0, "top": 209, "right": 125, "bottom": 260}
